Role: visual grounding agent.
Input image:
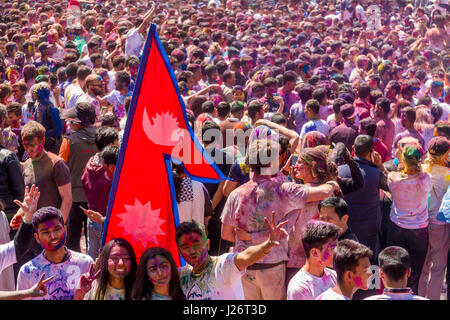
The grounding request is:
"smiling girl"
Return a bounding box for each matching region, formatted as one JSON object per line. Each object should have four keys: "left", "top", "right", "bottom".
{"left": 132, "top": 247, "right": 185, "bottom": 300}
{"left": 75, "top": 238, "right": 137, "bottom": 300}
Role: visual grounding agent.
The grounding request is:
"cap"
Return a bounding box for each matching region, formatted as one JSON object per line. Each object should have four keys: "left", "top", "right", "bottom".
{"left": 62, "top": 103, "right": 97, "bottom": 125}
{"left": 338, "top": 92, "right": 355, "bottom": 104}
{"left": 341, "top": 104, "right": 357, "bottom": 120}
{"left": 428, "top": 136, "right": 450, "bottom": 155}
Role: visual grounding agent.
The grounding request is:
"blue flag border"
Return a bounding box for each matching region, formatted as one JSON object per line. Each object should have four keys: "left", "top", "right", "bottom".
{"left": 101, "top": 24, "right": 227, "bottom": 265}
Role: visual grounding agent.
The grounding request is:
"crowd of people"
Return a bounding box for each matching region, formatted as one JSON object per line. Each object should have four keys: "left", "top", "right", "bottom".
{"left": 0, "top": 0, "right": 450, "bottom": 301}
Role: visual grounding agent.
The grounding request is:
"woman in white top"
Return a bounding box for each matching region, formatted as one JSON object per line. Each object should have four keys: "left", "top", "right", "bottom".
{"left": 419, "top": 136, "right": 450, "bottom": 300}
{"left": 386, "top": 142, "right": 432, "bottom": 294}
{"left": 75, "top": 238, "right": 137, "bottom": 300}
{"left": 172, "top": 163, "right": 212, "bottom": 228}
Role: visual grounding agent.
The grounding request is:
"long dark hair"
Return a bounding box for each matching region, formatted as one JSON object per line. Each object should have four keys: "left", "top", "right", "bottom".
{"left": 131, "top": 247, "right": 185, "bottom": 300}
{"left": 94, "top": 238, "right": 137, "bottom": 300}
{"left": 172, "top": 163, "right": 186, "bottom": 203}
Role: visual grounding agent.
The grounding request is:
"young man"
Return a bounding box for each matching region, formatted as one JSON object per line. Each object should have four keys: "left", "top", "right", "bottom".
{"left": 277, "top": 71, "right": 300, "bottom": 115}
{"left": 392, "top": 107, "right": 425, "bottom": 156}
{"left": 374, "top": 97, "right": 395, "bottom": 153}
{"left": 261, "top": 77, "right": 284, "bottom": 115}
{"left": 12, "top": 121, "right": 72, "bottom": 276}
{"left": 330, "top": 104, "right": 359, "bottom": 151}
{"left": 318, "top": 197, "right": 358, "bottom": 242}
{"left": 104, "top": 71, "right": 133, "bottom": 119}
{"left": 16, "top": 206, "right": 93, "bottom": 300}
{"left": 365, "top": 246, "right": 428, "bottom": 300}
{"left": 247, "top": 100, "right": 265, "bottom": 126}
{"left": 221, "top": 70, "right": 235, "bottom": 103}
{"left": 59, "top": 103, "right": 99, "bottom": 253}
{"left": 21, "top": 121, "right": 72, "bottom": 222}
{"left": 299, "top": 99, "right": 330, "bottom": 139}
{"left": 312, "top": 87, "right": 332, "bottom": 121}
{"left": 64, "top": 65, "right": 92, "bottom": 111}
{"left": 287, "top": 221, "right": 340, "bottom": 300}
{"left": 0, "top": 106, "right": 24, "bottom": 222}
{"left": 338, "top": 135, "right": 388, "bottom": 266}
{"left": 81, "top": 41, "right": 100, "bottom": 68}
{"left": 0, "top": 185, "right": 55, "bottom": 300}
{"left": 125, "top": 3, "right": 156, "bottom": 58}
{"left": 82, "top": 141, "right": 119, "bottom": 260}
{"left": 221, "top": 139, "right": 338, "bottom": 300}
{"left": 176, "top": 215, "right": 287, "bottom": 300}
{"left": 316, "top": 239, "right": 373, "bottom": 300}
{"left": 360, "top": 118, "right": 390, "bottom": 163}
{"left": 76, "top": 74, "right": 106, "bottom": 120}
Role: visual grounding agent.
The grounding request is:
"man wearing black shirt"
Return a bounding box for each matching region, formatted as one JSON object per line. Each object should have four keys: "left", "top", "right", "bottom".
{"left": 318, "top": 197, "right": 358, "bottom": 242}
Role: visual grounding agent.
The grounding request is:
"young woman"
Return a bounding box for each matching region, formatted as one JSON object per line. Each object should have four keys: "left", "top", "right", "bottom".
{"left": 285, "top": 147, "right": 341, "bottom": 285}
{"left": 172, "top": 163, "right": 212, "bottom": 229}
{"left": 131, "top": 247, "right": 184, "bottom": 300}
{"left": 419, "top": 136, "right": 450, "bottom": 300}
{"left": 414, "top": 106, "right": 435, "bottom": 148}
{"left": 386, "top": 142, "right": 432, "bottom": 295}
{"left": 75, "top": 238, "right": 137, "bottom": 300}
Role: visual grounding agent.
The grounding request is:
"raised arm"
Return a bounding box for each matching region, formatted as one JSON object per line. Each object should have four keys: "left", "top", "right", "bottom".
{"left": 0, "top": 274, "right": 54, "bottom": 300}
{"left": 337, "top": 149, "right": 364, "bottom": 195}
{"left": 254, "top": 119, "right": 299, "bottom": 154}
{"left": 138, "top": 2, "right": 157, "bottom": 36}
{"left": 306, "top": 182, "right": 337, "bottom": 203}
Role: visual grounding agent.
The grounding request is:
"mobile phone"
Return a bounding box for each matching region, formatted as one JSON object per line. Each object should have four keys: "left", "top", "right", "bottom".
{"left": 290, "top": 154, "right": 299, "bottom": 167}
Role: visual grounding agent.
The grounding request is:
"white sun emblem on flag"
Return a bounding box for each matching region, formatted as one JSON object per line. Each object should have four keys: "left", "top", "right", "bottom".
{"left": 116, "top": 199, "right": 166, "bottom": 247}
{"left": 142, "top": 109, "right": 186, "bottom": 146}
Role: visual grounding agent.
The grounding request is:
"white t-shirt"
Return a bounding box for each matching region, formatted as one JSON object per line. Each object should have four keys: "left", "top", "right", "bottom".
{"left": 365, "top": 289, "right": 428, "bottom": 300}
{"left": 299, "top": 119, "right": 330, "bottom": 139}
{"left": 0, "top": 211, "right": 15, "bottom": 291}
{"left": 326, "top": 113, "right": 336, "bottom": 125}
{"left": 316, "top": 287, "right": 351, "bottom": 300}
{"left": 177, "top": 177, "right": 206, "bottom": 226}
{"left": 22, "top": 103, "right": 34, "bottom": 124}
{"left": 0, "top": 240, "right": 15, "bottom": 274}
{"left": 125, "top": 28, "right": 144, "bottom": 58}
{"left": 64, "top": 83, "right": 85, "bottom": 110}
{"left": 178, "top": 253, "right": 245, "bottom": 300}
{"left": 287, "top": 268, "right": 337, "bottom": 300}
{"left": 83, "top": 280, "right": 125, "bottom": 300}
{"left": 108, "top": 70, "right": 117, "bottom": 94}
{"left": 80, "top": 55, "right": 94, "bottom": 68}
{"left": 342, "top": 4, "right": 366, "bottom": 22}
{"left": 17, "top": 249, "right": 93, "bottom": 300}
{"left": 104, "top": 89, "right": 132, "bottom": 118}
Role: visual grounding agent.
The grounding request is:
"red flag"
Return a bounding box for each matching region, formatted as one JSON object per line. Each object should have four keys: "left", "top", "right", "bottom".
{"left": 101, "top": 24, "right": 226, "bottom": 265}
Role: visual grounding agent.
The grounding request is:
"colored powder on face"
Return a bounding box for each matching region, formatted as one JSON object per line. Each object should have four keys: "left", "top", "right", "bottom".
{"left": 353, "top": 276, "right": 363, "bottom": 287}
{"left": 40, "top": 220, "right": 65, "bottom": 251}
{"left": 321, "top": 247, "right": 330, "bottom": 262}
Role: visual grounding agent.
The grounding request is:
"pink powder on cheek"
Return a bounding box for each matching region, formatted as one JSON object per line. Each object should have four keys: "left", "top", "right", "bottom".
{"left": 36, "top": 143, "right": 44, "bottom": 155}
{"left": 353, "top": 276, "right": 363, "bottom": 287}
{"left": 321, "top": 248, "right": 330, "bottom": 262}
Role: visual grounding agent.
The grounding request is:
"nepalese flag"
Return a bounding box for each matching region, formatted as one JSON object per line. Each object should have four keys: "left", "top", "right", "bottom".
{"left": 101, "top": 24, "right": 226, "bottom": 266}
